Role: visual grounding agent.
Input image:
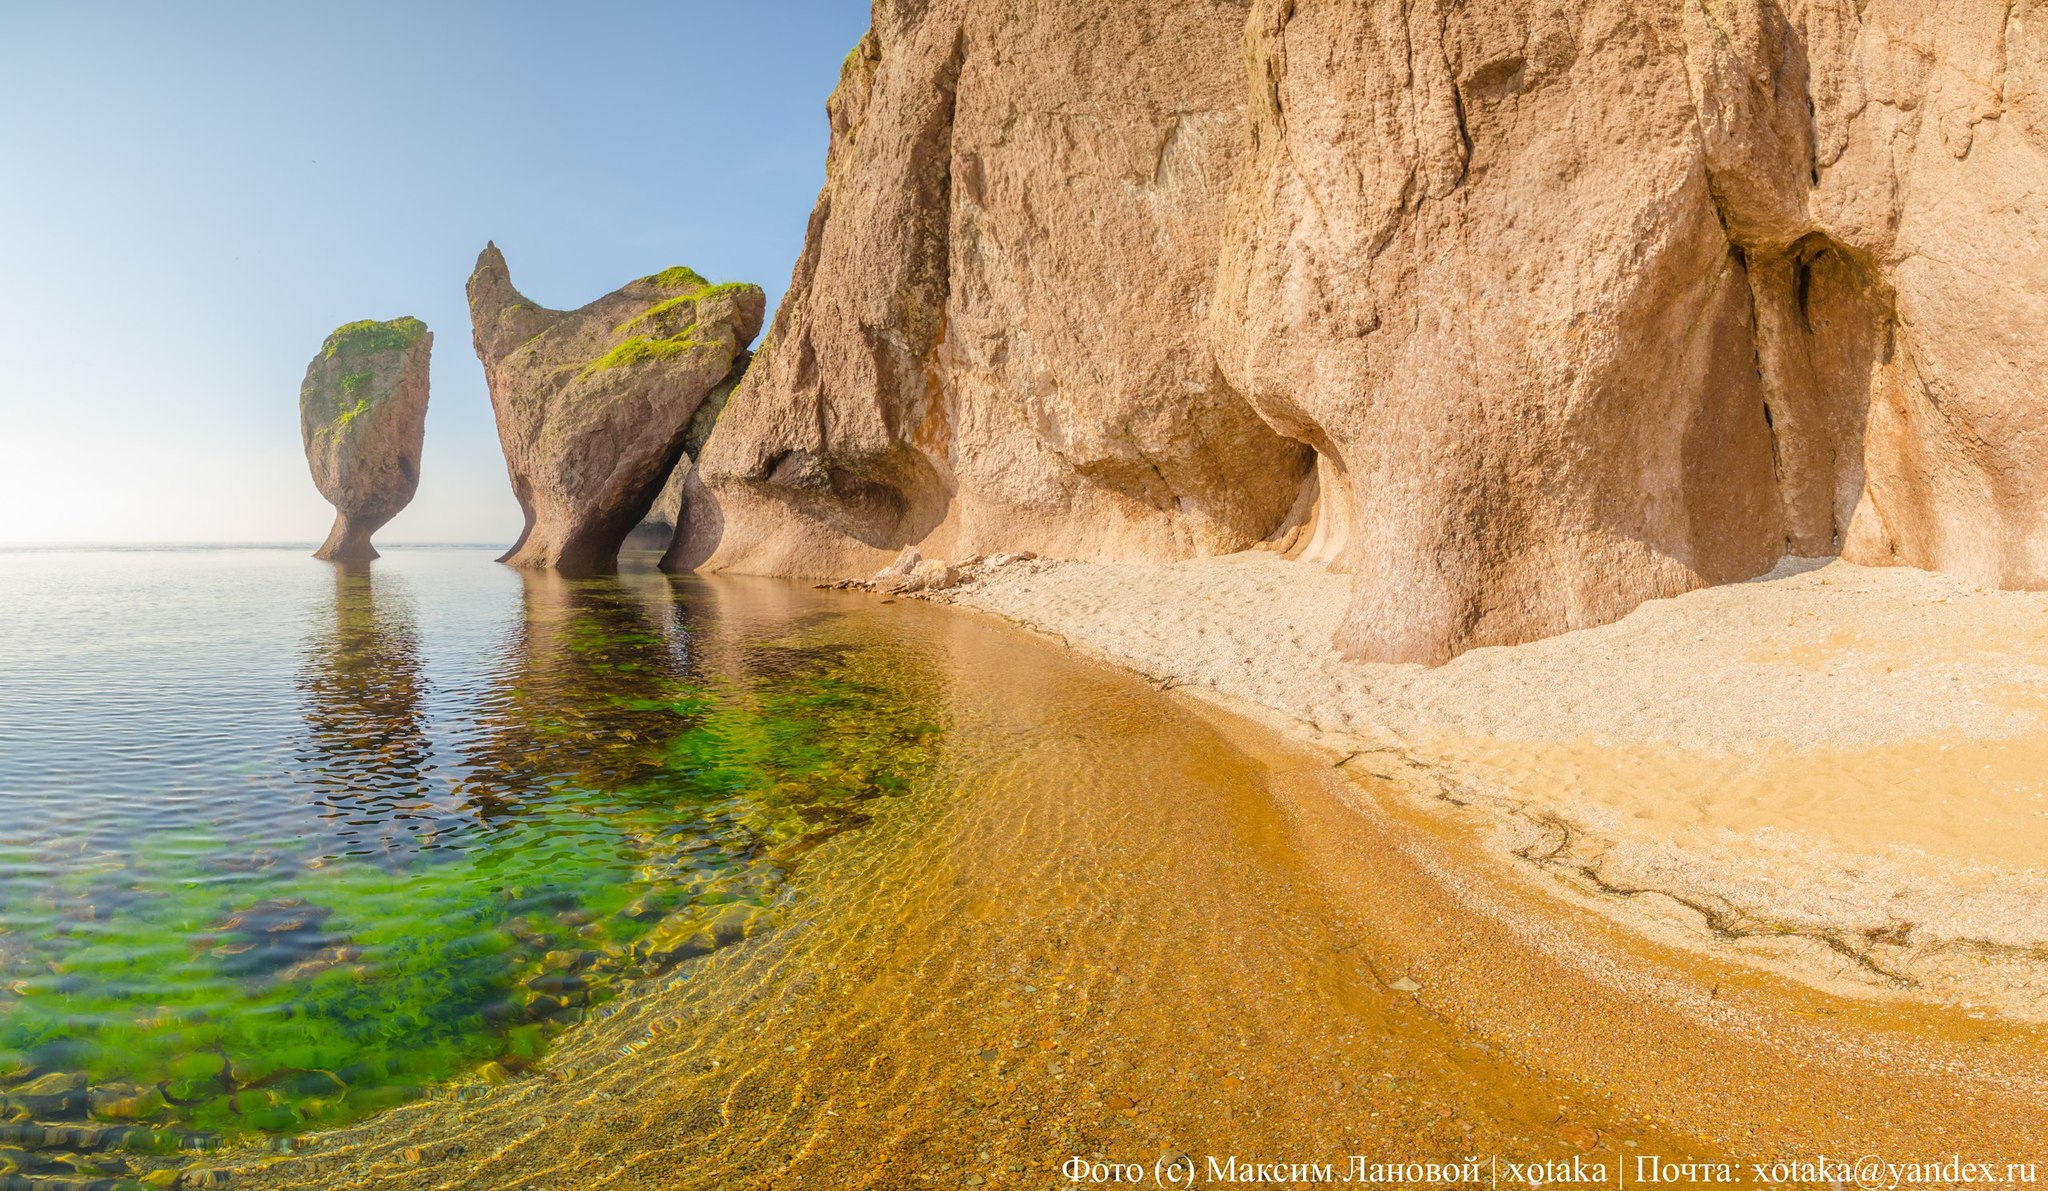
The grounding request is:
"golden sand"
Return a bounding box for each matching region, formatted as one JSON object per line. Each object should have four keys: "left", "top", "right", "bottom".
{"left": 951, "top": 554, "right": 2048, "bottom": 1019}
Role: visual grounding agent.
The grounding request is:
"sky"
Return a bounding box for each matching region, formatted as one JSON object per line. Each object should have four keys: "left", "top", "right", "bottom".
{"left": 0, "top": 1, "right": 869, "bottom": 545}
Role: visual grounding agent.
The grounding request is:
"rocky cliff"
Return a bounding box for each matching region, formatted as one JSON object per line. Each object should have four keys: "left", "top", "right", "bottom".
{"left": 680, "top": 3, "right": 1314, "bottom": 578}
{"left": 468, "top": 245, "right": 764, "bottom": 572}
{"left": 299, "top": 317, "right": 432, "bottom": 562}
{"left": 692, "top": 0, "right": 2048, "bottom": 665}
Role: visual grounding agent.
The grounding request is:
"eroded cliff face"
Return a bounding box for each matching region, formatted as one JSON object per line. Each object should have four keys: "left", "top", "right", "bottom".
{"left": 695, "top": 0, "right": 2048, "bottom": 665}
{"left": 1730, "top": 1, "right": 2048, "bottom": 589}
{"left": 621, "top": 352, "right": 746, "bottom": 557}
{"left": 1216, "top": 0, "right": 2048, "bottom": 662}
{"left": 682, "top": 1, "right": 1315, "bottom": 577}
{"left": 468, "top": 245, "right": 764, "bottom": 573}
{"left": 299, "top": 317, "right": 432, "bottom": 563}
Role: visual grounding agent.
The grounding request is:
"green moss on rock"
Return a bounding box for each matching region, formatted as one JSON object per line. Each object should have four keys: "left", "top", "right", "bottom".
{"left": 644, "top": 266, "right": 710, "bottom": 290}
{"left": 582, "top": 333, "right": 714, "bottom": 376}
{"left": 617, "top": 294, "right": 699, "bottom": 334}
{"left": 323, "top": 317, "right": 428, "bottom": 360}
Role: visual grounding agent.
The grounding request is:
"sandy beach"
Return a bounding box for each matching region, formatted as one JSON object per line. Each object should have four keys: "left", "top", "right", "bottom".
{"left": 945, "top": 553, "right": 2048, "bottom": 1020}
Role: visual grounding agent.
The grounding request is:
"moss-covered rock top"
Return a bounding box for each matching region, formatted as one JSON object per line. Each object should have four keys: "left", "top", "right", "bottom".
{"left": 299, "top": 315, "right": 433, "bottom": 561}
{"left": 583, "top": 333, "right": 721, "bottom": 376}
{"left": 644, "top": 266, "right": 711, "bottom": 290}
{"left": 585, "top": 278, "right": 767, "bottom": 378}
{"left": 323, "top": 316, "right": 429, "bottom": 360}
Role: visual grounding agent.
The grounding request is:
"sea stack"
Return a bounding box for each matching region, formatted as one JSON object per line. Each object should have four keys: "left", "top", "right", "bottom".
{"left": 299, "top": 317, "right": 432, "bottom": 562}
{"left": 467, "top": 243, "right": 763, "bottom": 573}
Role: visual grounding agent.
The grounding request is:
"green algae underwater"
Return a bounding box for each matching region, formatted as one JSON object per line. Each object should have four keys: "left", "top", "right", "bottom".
{"left": 0, "top": 548, "right": 942, "bottom": 1182}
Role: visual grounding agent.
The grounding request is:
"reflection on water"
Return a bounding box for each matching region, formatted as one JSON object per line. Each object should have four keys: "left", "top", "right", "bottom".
{"left": 296, "top": 565, "right": 436, "bottom": 867}
{"left": 0, "top": 548, "right": 941, "bottom": 1183}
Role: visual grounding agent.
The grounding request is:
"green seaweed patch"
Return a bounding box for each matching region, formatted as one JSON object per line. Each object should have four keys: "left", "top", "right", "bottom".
{"left": 643, "top": 266, "right": 710, "bottom": 290}
{"left": 0, "top": 610, "right": 942, "bottom": 1157}
{"left": 324, "top": 317, "right": 427, "bottom": 360}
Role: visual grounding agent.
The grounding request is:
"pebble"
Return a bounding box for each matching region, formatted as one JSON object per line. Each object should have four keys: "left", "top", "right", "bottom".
{"left": 3, "top": 1071, "right": 87, "bottom": 1121}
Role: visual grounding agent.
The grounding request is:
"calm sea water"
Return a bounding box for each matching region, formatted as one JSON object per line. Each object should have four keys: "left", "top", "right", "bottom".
{"left": 0, "top": 547, "right": 939, "bottom": 1177}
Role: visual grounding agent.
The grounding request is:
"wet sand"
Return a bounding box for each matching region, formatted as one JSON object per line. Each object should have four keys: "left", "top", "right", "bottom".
{"left": 217, "top": 580, "right": 2048, "bottom": 1189}
{"left": 951, "top": 553, "right": 2048, "bottom": 1019}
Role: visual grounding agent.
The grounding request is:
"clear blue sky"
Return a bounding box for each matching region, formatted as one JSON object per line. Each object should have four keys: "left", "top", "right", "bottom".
{"left": 0, "top": 1, "right": 868, "bottom": 545}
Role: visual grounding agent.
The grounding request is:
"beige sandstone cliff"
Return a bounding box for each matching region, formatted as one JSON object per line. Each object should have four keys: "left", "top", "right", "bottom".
{"left": 680, "top": 3, "right": 1315, "bottom": 578}
{"left": 623, "top": 354, "right": 747, "bottom": 556}
{"left": 692, "top": 1, "right": 2047, "bottom": 665}
{"left": 468, "top": 245, "right": 764, "bottom": 573}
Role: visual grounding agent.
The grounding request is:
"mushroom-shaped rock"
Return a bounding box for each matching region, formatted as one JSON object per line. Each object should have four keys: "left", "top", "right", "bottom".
{"left": 299, "top": 317, "right": 432, "bottom": 562}
{"left": 467, "top": 243, "right": 764, "bottom": 572}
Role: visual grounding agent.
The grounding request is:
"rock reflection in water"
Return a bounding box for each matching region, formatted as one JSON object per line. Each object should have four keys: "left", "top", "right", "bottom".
{"left": 454, "top": 569, "right": 695, "bottom": 824}
{"left": 295, "top": 563, "right": 438, "bottom": 869}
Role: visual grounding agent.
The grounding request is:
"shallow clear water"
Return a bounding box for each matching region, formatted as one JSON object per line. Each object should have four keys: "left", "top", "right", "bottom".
{"left": 12, "top": 550, "right": 2047, "bottom": 1191}
{"left": 0, "top": 547, "right": 939, "bottom": 1173}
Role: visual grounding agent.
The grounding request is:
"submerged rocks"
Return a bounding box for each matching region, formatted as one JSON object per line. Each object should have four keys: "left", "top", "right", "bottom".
{"left": 633, "top": 902, "right": 762, "bottom": 971}
{"left": 299, "top": 317, "right": 432, "bottom": 562}
{"left": 2, "top": 1072, "right": 86, "bottom": 1122}
{"left": 87, "top": 1083, "right": 166, "bottom": 1123}
{"left": 467, "top": 244, "right": 764, "bottom": 573}
{"left": 197, "top": 897, "right": 338, "bottom": 983}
